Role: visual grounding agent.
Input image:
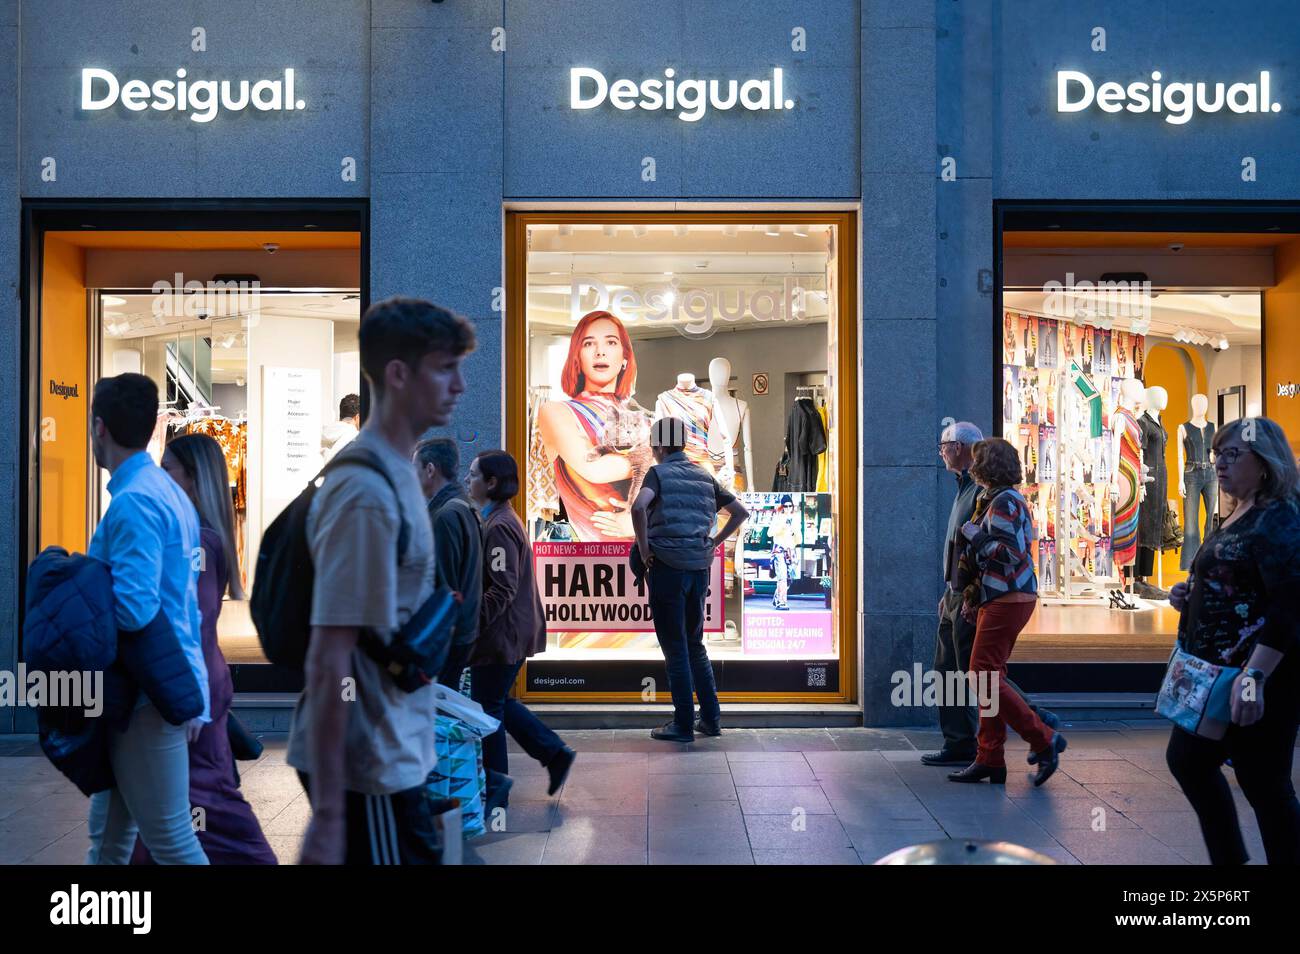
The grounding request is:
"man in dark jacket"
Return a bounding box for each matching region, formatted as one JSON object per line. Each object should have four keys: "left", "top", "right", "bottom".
{"left": 632, "top": 416, "right": 750, "bottom": 743}
{"left": 414, "top": 438, "right": 482, "bottom": 687}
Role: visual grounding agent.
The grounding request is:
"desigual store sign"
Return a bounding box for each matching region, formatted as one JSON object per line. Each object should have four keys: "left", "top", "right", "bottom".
{"left": 79, "top": 67, "right": 304, "bottom": 122}
{"left": 1056, "top": 69, "right": 1281, "bottom": 124}
{"left": 569, "top": 67, "right": 793, "bottom": 121}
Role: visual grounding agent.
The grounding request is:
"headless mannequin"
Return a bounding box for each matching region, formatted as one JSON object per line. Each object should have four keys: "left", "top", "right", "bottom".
{"left": 656, "top": 373, "right": 717, "bottom": 473}
{"left": 1176, "top": 393, "right": 1211, "bottom": 495}
{"left": 1135, "top": 386, "right": 1169, "bottom": 592}
{"left": 706, "top": 357, "right": 751, "bottom": 492}
{"left": 1177, "top": 393, "right": 1217, "bottom": 571}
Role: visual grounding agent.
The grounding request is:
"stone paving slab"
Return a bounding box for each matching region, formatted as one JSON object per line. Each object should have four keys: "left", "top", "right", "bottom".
{"left": 2, "top": 721, "right": 1295, "bottom": 865}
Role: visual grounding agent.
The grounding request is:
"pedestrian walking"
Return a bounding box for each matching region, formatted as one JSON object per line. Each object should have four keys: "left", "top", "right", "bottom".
{"left": 1165, "top": 417, "right": 1300, "bottom": 865}
{"left": 414, "top": 437, "right": 482, "bottom": 687}
{"left": 923, "top": 421, "right": 1057, "bottom": 768}
{"left": 127, "top": 432, "right": 276, "bottom": 864}
{"left": 84, "top": 373, "right": 210, "bottom": 865}
{"left": 948, "top": 437, "right": 1067, "bottom": 786}
{"left": 466, "top": 450, "right": 575, "bottom": 810}
{"left": 631, "top": 416, "right": 749, "bottom": 743}
{"left": 290, "top": 297, "right": 474, "bottom": 865}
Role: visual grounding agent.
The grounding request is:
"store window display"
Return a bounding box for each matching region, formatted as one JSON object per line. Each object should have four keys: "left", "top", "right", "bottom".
{"left": 522, "top": 220, "right": 843, "bottom": 676}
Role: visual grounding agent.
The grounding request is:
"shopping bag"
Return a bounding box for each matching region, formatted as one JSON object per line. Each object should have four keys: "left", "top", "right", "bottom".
{"left": 428, "top": 714, "right": 488, "bottom": 840}
{"left": 432, "top": 683, "right": 500, "bottom": 736}
{"left": 1155, "top": 644, "right": 1238, "bottom": 740}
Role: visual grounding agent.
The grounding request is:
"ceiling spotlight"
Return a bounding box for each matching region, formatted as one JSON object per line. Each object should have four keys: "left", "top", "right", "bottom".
{"left": 1218, "top": 337, "right": 1230, "bottom": 350}
{"left": 632, "top": 225, "right": 647, "bottom": 238}
{"left": 694, "top": 260, "right": 709, "bottom": 269}
{"left": 792, "top": 225, "right": 809, "bottom": 238}
{"left": 764, "top": 225, "right": 780, "bottom": 237}
{"left": 602, "top": 225, "right": 617, "bottom": 238}
{"left": 723, "top": 225, "right": 738, "bottom": 238}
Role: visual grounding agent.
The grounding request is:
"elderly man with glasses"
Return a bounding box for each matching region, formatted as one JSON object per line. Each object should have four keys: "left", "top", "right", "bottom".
{"left": 922, "top": 421, "right": 1058, "bottom": 766}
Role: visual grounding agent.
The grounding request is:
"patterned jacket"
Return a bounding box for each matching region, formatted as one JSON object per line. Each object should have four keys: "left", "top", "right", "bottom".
{"left": 958, "top": 487, "right": 1039, "bottom": 608}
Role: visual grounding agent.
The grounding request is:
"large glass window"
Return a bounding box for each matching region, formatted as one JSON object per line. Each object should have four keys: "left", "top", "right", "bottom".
{"left": 517, "top": 217, "right": 851, "bottom": 696}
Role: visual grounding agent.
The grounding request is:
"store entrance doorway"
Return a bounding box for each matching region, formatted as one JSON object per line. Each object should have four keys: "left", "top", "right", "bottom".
{"left": 22, "top": 201, "right": 367, "bottom": 694}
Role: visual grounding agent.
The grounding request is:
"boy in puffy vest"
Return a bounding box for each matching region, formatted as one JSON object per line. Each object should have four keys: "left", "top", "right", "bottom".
{"left": 632, "top": 417, "right": 749, "bottom": 743}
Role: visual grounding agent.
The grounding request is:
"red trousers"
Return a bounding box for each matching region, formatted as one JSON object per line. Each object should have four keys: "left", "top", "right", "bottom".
{"left": 971, "top": 599, "right": 1053, "bottom": 768}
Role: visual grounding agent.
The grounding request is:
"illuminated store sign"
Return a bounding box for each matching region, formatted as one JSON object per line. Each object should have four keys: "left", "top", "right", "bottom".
{"left": 80, "top": 68, "right": 303, "bottom": 123}
{"left": 1056, "top": 69, "right": 1279, "bottom": 124}
{"left": 570, "top": 67, "right": 792, "bottom": 122}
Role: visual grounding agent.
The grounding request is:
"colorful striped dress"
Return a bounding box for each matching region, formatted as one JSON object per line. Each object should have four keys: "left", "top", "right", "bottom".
{"left": 1112, "top": 405, "right": 1142, "bottom": 566}
{"left": 553, "top": 392, "right": 634, "bottom": 541}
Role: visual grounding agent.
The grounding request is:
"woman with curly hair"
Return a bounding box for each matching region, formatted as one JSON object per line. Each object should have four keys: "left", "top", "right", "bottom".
{"left": 949, "top": 437, "right": 1067, "bottom": 787}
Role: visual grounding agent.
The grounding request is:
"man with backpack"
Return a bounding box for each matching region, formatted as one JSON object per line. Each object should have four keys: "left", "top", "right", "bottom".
{"left": 286, "top": 297, "right": 474, "bottom": 865}
{"left": 631, "top": 416, "right": 750, "bottom": 743}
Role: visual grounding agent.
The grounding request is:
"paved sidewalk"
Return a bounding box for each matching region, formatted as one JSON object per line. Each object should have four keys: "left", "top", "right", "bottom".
{"left": 1, "top": 721, "right": 1290, "bottom": 864}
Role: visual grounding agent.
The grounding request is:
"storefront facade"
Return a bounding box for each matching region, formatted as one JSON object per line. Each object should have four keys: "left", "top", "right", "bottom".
{"left": 4, "top": 1, "right": 1300, "bottom": 732}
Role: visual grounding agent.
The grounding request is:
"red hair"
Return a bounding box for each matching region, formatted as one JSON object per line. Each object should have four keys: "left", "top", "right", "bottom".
{"left": 560, "top": 310, "right": 637, "bottom": 399}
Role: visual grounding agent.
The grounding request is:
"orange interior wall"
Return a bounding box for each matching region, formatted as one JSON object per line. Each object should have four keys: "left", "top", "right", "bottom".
{"left": 1264, "top": 237, "right": 1300, "bottom": 455}
{"left": 39, "top": 235, "right": 89, "bottom": 553}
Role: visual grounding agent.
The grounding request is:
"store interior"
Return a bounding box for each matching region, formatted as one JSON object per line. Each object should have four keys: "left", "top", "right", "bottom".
{"left": 1002, "top": 230, "right": 1300, "bottom": 663}
{"left": 523, "top": 221, "right": 844, "bottom": 668}
{"left": 37, "top": 229, "right": 362, "bottom": 665}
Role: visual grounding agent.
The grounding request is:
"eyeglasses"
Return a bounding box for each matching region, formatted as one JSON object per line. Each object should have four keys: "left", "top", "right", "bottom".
{"left": 1212, "top": 447, "right": 1249, "bottom": 466}
{"left": 938, "top": 441, "right": 961, "bottom": 450}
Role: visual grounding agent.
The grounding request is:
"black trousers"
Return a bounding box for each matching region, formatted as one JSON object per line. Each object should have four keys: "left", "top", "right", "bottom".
{"left": 1166, "top": 694, "right": 1300, "bottom": 865}
{"left": 934, "top": 588, "right": 1038, "bottom": 754}
{"left": 297, "top": 772, "right": 442, "bottom": 865}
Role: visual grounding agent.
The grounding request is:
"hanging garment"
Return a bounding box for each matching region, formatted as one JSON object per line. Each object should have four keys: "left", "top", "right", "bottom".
{"left": 785, "top": 398, "right": 827, "bottom": 492}
{"left": 815, "top": 403, "right": 830, "bottom": 492}
{"left": 1068, "top": 361, "right": 1103, "bottom": 438}
{"left": 526, "top": 390, "right": 560, "bottom": 524}
{"left": 656, "top": 385, "right": 716, "bottom": 471}
{"left": 1112, "top": 406, "right": 1142, "bottom": 567}
{"left": 552, "top": 391, "right": 635, "bottom": 542}
{"left": 1137, "top": 412, "right": 1168, "bottom": 550}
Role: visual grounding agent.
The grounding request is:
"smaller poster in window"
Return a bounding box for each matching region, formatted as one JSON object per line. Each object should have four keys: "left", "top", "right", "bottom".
{"left": 1017, "top": 369, "right": 1040, "bottom": 426}
{"left": 1038, "top": 425, "right": 1056, "bottom": 484}
{"left": 1037, "top": 317, "right": 1059, "bottom": 369}
{"left": 1093, "top": 328, "right": 1112, "bottom": 377}
{"left": 738, "top": 492, "right": 834, "bottom": 656}
{"left": 1016, "top": 424, "right": 1039, "bottom": 486}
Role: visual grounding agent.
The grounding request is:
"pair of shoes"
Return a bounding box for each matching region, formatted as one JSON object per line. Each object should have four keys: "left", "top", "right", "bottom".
{"left": 651, "top": 722, "right": 695, "bottom": 743}
{"left": 775, "top": 601, "right": 790, "bottom": 611}
{"left": 484, "top": 772, "right": 514, "bottom": 816}
{"left": 545, "top": 746, "right": 576, "bottom": 796}
{"left": 921, "top": 747, "right": 978, "bottom": 767}
{"left": 1036, "top": 708, "right": 1062, "bottom": 731}
{"left": 947, "top": 762, "right": 1007, "bottom": 784}
{"left": 694, "top": 719, "right": 722, "bottom": 737}
{"left": 1109, "top": 589, "right": 1137, "bottom": 610}
{"left": 1030, "top": 732, "right": 1068, "bottom": 786}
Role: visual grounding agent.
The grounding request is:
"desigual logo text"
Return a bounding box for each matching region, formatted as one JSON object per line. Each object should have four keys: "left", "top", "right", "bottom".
{"left": 81, "top": 68, "right": 303, "bottom": 123}
{"left": 49, "top": 380, "right": 79, "bottom": 400}
{"left": 1057, "top": 70, "right": 1280, "bottom": 124}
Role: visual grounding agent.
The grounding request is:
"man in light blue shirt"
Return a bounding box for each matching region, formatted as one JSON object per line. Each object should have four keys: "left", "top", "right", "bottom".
{"left": 84, "top": 373, "right": 209, "bottom": 865}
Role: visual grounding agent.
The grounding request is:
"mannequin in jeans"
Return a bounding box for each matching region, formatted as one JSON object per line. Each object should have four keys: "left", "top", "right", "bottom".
{"left": 1178, "top": 393, "right": 1217, "bottom": 571}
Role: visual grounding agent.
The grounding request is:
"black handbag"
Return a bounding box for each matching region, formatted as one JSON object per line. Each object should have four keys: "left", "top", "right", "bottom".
{"left": 226, "top": 712, "right": 263, "bottom": 761}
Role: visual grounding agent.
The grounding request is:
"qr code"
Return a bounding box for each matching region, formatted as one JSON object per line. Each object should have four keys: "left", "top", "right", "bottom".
{"left": 806, "top": 666, "right": 828, "bottom": 688}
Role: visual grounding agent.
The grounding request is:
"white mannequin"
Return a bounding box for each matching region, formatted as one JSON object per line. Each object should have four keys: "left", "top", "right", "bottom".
{"left": 1144, "top": 385, "right": 1168, "bottom": 421}
{"left": 706, "top": 357, "right": 751, "bottom": 492}
{"left": 1114, "top": 378, "right": 1150, "bottom": 506}
{"left": 656, "top": 372, "right": 716, "bottom": 473}
{"left": 1177, "top": 393, "right": 1211, "bottom": 497}
{"left": 676, "top": 372, "right": 696, "bottom": 390}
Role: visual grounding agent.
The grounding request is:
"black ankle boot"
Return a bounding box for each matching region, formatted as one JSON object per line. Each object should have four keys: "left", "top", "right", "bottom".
{"left": 947, "top": 762, "right": 1007, "bottom": 784}
{"left": 1032, "top": 732, "right": 1068, "bottom": 787}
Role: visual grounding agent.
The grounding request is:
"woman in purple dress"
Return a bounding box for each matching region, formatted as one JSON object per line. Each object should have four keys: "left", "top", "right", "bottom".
{"left": 132, "top": 432, "right": 276, "bottom": 865}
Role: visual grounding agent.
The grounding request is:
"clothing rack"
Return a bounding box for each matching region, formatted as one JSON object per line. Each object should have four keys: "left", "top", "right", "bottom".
{"left": 795, "top": 384, "right": 827, "bottom": 408}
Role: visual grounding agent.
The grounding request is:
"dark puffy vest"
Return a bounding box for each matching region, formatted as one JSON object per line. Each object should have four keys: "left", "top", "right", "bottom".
{"left": 647, "top": 455, "right": 717, "bottom": 570}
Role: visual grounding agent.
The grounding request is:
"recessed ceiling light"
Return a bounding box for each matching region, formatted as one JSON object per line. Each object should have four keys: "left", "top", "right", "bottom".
{"left": 792, "top": 225, "right": 809, "bottom": 238}
{"left": 723, "top": 225, "right": 738, "bottom": 238}
{"left": 673, "top": 225, "right": 689, "bottom": 238}
{"left": 765, "top": 225, "right": 781, "bottom": 237}
{"left": 602, "top": 225, "right": 617, "bottom": 238}
{"left": 632, "top": 225, "right": 647, "bottom": 238}
{"left": 694, "top": 261, "right": 709, "bottom": 269}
